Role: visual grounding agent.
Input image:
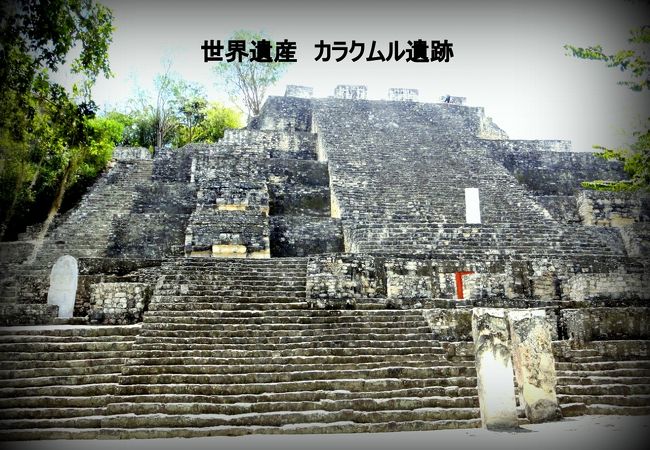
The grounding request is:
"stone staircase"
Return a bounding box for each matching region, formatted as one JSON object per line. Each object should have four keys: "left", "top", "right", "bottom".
{"left": 0, "top": 258, "right": 482, "bottom": 439}
{"left": 0, "top": 325, "right": 140, "bottom": 439}
{"left": 310, "top": 99, "right": 626, "bottom": 259}
{"left": 554, "top": 340, "right": 650, "bottom": 416}
{"left": 0, "top": 159, "right": 154, "bottom": 305}
{"left": 35, "top": 160, "right": 154, "bottom": 267}
{"left": 105, "top": 258, "right": 480, "bottom": 437}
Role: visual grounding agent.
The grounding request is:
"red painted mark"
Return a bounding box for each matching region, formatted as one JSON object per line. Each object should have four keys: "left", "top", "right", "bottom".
{"left": 455, "top": 271, "right": 474, "bottom": 300}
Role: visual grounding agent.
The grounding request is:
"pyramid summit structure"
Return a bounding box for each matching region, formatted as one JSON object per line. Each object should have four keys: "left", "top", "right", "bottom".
{"left": 0, "top": 85, "right": 648, "bottom": 439}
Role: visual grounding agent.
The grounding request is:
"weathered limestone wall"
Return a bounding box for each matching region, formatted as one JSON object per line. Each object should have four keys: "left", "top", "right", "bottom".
{"left": 422, "top": 308, "right": 473, "bottom": 341}
{"left": 306, "top": 254, "right": 382, "bottom": 308}
{"left": 565, "top": 272, "right": 650, "bottom": 302}
{"left": 108, "top": 181, "right": 197, "bottom": 259}
{"left": 619, "top": 222, "right": 650, "bottom": 257}
{"left": 152, "top": 146, "right": 195, "bottom": 182}
{"left": 535, "top": 195, "right": 581, "bottom": 224}
{"left": 577, "top": 190, "right": 650, "bottom": 227}
{"left": 253, "top": 96, "right": 313, "bottom": 132}
{"left": 88, "top": 282, "right": 151, "bottom": 324}
{"left": 270, "top": 216, "right": 343, "bottom": 257}
{"left": 0, "top": 242, "right": 33, "bottom": 265}
{"left": 385, "top": 259, "right": 438, "bottom": 307}
{"left": 480, "top": 140, "right": 626, "bottom": 196}
{"left": 561, "top": 307, "right": 650, "bottom": 342}
{"left": 0, "top": 304, "right": 58, "bottom": 325}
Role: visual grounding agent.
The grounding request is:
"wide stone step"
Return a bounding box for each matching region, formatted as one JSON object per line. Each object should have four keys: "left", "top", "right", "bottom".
{"left": 124, "top": 353, "right": 453, "bottom": 367}
{"left": 556, "top": 384, "right": 650, "bottom": 396}
{"left": 0, "top": 407, "right": 106, "bottom": 420}
{"left": 139, "top": 328, "right": 433, "bottom": 339}
{"left": 556, "top": 368, "right": 650, "bottom": 378}
{"left": 1, "top": 351, "right": 134, "bottom": 362}
{"left": 557, "top": 376, "right": 650, "bottom": 386}
{"left": 155, "top": 290, "right": 307, "bottom": 298}
{"left": 159, "top": 282, "right": 306, "bottom": 289}
{"left": 162, "top": 274, "right": 306, "bottom": 281}
{"left": 556, "top": 360, "right": 650, "bottom": 371}
{"left": 96, "top": 406, "right": 479, "bottom": 429}
{"left": 0, "top": 326, "right": 141, "bottom": 337}
{"left": 557, "top": 394, "right": 650, "bottom": 407}
{"left": 0, "top": 383, "right": 119, "bottom": 398}
{"left": 0, "top": 395, "right": 116, "bottom": 409}
{"left": 106, "top": 395, "right": 479, "bottom": 416}
{"left": 582, "top": 404, "right": 650, "bottom": 415}
{"left": 118, "top": 366, "right": 475, "bottom": 385}
{"left": 107, "top": 385, "right": 479, "bottom": 407}
{"left": 142, "top": 309, "right": 422, "bottom": 320}
{"left": 0, "top": 340, "right": 134, "bottom": 352}
{"left": 130, "top": 339, "right": 438, "bottom": 351}
{"left": 0, "top": 417, "right": 482, "bottom": 440}
{"left": 0, "top": 357, "right": 126, "bottom": 371}
{"left": 151, "top": 296, "right": 306, "bottom": 303}
{"left": 125, "top": 346, "right": 444, "bottom": 358}
{"left": 148, "top": 302, "right": 308, "bottom": 311}
{"left": 116, "top": 376, "right": 477, "bottom": 396}
{"left": 561, "top": 403, "right": 650, "bottom": 417}
{"left": 0, "top": 373, "right": 119, "bottom": 389}
{"left": 0, "top": 335, "right": 137, "bottom": 344}
{"left": 123, "top": 359, "right": 471, "bottom": 376}
{"left": 140, "top": 322, "right": 432, "bottom": 335}
{"left": 133, "top": 333, "right": 434, "bottom": 345}
{"left": 0, "top": 363, "right": 125, "bottom": 380}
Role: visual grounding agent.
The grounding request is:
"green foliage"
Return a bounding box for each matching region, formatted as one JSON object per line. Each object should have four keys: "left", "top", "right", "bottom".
{"left": 0, "top": 0, "right": 115, "bottom": 239}
{"left": 564, "top": 26, "right": 649, "bottom": 91}
{"left": 122, "top": 68, "right": 242, "bottom": 148}
{"left": 565, "top": 24, "right": 650, "bottom": 192}
{"left": 198, "top": 102, "right": 242, "bottom": 143}
{"left": 212, "top": 30, "right": 290, "bottom": 117}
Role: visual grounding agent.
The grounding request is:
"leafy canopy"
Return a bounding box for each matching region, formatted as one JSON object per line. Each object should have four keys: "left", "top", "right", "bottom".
{"left": 565, "top": 25, "right": 650, "bottom": 192}
{"left": 0, "top": 0, "right": 115, "bottom": 239}
{"left": 212, "top": 30, "right": 290, "bottom": 117}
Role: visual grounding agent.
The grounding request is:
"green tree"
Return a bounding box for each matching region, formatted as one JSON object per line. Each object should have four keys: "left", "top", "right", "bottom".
{"left": 212, "top": 30, "right": 290, "bottom": 118}
{"left": 174, "top": 82, "right": 207, "bottom": 147}
{"left": 129, "top": 63, "right": 209, "bottom": 149}
{"left": 197, "top": 102, "right": 242, "bottom": 143}
{"left": 0, "top": 0, "right": 114, "bottom": 241}
{"left": 565, "top": 25, "right": 650, "bottom": 191}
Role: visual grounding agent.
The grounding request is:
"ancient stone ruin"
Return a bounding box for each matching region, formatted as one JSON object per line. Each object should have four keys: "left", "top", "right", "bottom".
{"left": 0, "top": 85, "right": 648, "bottom": 440}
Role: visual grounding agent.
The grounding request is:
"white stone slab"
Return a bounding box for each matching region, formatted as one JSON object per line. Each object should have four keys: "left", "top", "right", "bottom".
{"left": 472, "top": 307, "right": 519, "bottom": 430}
{"left": 465, "top": 188, "right": 481, "bottom": 224}
{"left": 47, "top": 255, "right": 78, "bottom": 318}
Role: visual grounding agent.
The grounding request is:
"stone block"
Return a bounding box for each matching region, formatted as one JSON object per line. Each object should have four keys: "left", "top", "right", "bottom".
{"left": 507, "top": 309, "right": 561, "bottom": 423}
{"left": 387, "top": 88, "right": 418, "bottom": 102}
{"left": 113, "top": 146, "right": 151, "bottom": 160}
{"left": 471, "top": 307, "right": 518, "bottom": 430}
{"left": 334, "top": 85, "right": 367, "bottom": 100}
{"left": 285, "top": 85, "right": 314, "bottom": 98}
{"left": 441, "top": 95, "right": 466, "bottom": 105}
{"left": 212, "top": 244, "right": 247, "bottom": 258}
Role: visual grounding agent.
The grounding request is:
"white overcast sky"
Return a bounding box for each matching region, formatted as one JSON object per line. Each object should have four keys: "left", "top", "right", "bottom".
{"left": 77, "top": 0, "right": 650, "bottom": 152}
